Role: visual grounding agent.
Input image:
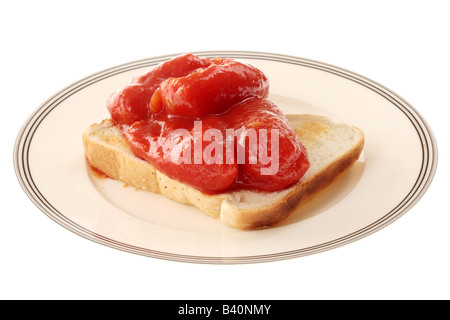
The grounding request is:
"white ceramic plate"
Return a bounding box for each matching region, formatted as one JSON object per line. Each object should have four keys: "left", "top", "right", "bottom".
{"left": 14, "top": 51, "right": 437, "bottom": 264}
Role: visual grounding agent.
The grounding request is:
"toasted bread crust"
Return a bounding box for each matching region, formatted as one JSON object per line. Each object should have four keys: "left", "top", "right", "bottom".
{"left": 83, "top": 115, "right": 364, "bottom": 229}
{"left": 220, "top": 134, "right": 364, "bottom": 229}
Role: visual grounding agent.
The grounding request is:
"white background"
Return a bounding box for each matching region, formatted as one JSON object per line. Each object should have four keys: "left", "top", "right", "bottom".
{"left": 1, "top": 0, "right": 448, "bottom": 300}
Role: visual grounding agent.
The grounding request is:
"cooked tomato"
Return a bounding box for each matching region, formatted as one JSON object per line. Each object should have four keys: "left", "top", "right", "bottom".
{"left": 107, "top": 54, "right": 309, "bottom": 194}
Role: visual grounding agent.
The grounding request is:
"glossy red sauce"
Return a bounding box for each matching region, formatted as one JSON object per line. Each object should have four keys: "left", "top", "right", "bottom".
{"left": 106, "top": 54, "right": 309, "bottom": 194}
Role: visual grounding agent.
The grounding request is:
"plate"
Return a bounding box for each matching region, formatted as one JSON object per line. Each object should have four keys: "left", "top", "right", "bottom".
{"left": 14, "top": 51, "right": 437, "bottom": 264}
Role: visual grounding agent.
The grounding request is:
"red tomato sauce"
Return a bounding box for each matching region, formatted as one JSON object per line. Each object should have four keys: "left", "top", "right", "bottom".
{"left": 106, "top": 54, "right": 309, "bottom": 194}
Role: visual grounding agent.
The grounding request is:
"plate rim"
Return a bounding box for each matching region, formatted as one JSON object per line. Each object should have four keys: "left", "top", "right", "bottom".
{"left": 13, "top": 50, "right": 438, "bottom": 264}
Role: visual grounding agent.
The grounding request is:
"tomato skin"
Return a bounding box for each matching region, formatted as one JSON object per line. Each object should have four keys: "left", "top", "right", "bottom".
{"left": 222, "top": 98, "right": 310, "bottom": 192}
{"left": 106, "top": 85, "right": 153, "bottom": 126}
{"left": 123, "top": 116, "right": 239, "bottom": 193}
{"left": 130, "top": 53, "right": 212, "bottom": 89}
{"left": 107, "top": 54, "right": 212, "bottom": 125}
{"left": 152, "top": 58, "right": 269, "bottom": 117}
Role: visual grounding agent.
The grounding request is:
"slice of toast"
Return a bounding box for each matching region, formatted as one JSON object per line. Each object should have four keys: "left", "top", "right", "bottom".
{"left": 82, "top": 114, "right": 364, "bottom": 230}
